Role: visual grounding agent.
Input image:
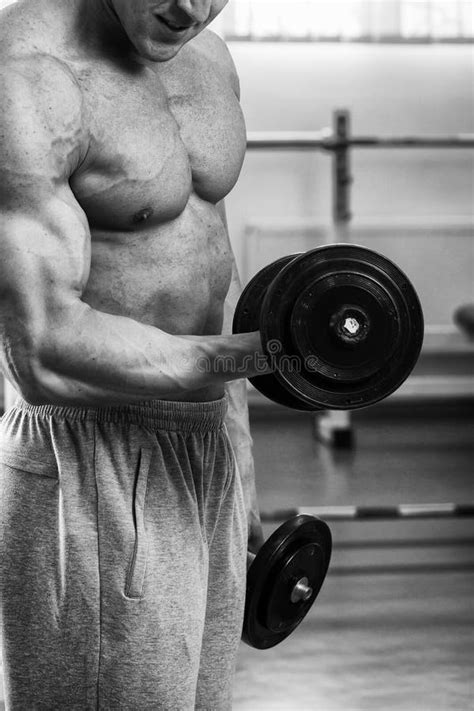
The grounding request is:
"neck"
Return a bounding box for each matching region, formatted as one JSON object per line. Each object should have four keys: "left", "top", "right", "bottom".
{"left": 73, "top": 0, "right": 134, "bottom": 59}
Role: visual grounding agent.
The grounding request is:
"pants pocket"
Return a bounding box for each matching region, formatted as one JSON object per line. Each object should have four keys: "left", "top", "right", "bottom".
{"left": 0, "top": 447, "right": 59, "bottom": 480}
{"left": 125, "top": 447, "right": 152, "bottom": 600}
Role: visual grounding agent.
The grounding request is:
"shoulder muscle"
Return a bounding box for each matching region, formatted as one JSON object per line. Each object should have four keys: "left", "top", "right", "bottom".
{"left": 194, "top": 29, "right": 241, "bottom": 99}
{"left": 0, "top": 53, "right": 86, "bottom": 200}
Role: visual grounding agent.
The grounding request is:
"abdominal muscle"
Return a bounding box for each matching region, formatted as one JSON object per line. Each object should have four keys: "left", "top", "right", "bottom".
{"left": 82, "top": 194, "right": 233, "bottom": 403}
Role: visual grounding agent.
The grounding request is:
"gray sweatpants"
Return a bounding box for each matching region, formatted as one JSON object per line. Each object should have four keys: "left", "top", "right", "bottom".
{"left": 0, "top": 397, "right": 247, "bottom": 710}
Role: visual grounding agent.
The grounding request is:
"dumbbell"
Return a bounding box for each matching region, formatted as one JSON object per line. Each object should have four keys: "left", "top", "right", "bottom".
{"left": 243, "top": 515, "right": 332, "bottom": 649}
{"left": 233, "top": 244, "right": 424, "bottom": 411}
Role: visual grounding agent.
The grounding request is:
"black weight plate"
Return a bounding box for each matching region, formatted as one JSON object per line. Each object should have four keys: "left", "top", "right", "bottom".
{"left": 292, "top": 272, "right": 399, "bottom": 382}
{"left": 264, "top": 542, "right": 326, "bottom": 634}
{"left": 233, "top": 255, "right": 317, "bottom": 411}
{"left": 243, "top": 515, "right": 332, "bottom": 650}
{"left": 261, "top": 244, "right": 424, "bottom": 410}
{"left": 249, "top": 373, "right": 319, "bottom": 411}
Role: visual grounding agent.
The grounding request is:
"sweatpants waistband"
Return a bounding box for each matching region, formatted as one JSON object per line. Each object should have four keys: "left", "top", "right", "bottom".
{"left": 13, "top": 396, "right": 228, "bottom": 433}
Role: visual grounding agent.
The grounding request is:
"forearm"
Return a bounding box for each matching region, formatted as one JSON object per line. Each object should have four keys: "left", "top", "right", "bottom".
{"left": 8, "top": 300, "right": 265, "bottom": 406}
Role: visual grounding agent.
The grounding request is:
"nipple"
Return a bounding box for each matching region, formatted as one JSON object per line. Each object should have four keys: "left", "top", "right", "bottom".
{"left": 132, "top": 207, "right": 154, "bottom": 224}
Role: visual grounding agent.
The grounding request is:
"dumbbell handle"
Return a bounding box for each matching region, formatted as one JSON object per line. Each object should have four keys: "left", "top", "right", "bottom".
{"left": 247, "top": 551, "right": 313, "bottom": 604}
{"left": 290, "top": 576, "right": 313, "bottom": 603}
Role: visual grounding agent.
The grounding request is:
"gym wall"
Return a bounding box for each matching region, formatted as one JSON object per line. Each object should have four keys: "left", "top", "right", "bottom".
{"left": 225, "top": 42, "right": 474, "bottom": 328}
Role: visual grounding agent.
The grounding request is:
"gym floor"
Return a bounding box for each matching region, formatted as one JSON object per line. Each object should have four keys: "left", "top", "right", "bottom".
{"left": 0, "top": 402, "right": 472, "bottom": 710}
{"left": 233, "top": 401, "right": 474, "bottom": 711}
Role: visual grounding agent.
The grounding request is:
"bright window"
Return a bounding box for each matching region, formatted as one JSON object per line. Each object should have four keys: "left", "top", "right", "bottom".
{"left": 214, "top": 0, "right": 474, "bottom": 42}
{"left": 1, "top": 0, "right": 472, "bottom": 42}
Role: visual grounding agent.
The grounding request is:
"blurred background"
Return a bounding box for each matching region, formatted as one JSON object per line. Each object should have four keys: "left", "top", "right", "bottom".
{"left": 0, "top": 1, "right": 473, "bottom": 709}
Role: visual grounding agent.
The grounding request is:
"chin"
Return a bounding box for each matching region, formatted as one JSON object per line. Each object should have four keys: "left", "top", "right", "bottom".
{"left": 134, "top": 35, "right": 189, "bottom": 62}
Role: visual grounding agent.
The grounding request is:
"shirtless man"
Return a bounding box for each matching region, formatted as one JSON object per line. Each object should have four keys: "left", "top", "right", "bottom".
{"left": 0, "top": 1, "right": 269, "bottom": 708}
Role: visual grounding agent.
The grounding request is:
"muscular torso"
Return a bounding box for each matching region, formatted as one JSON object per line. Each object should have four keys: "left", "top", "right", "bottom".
{"left": 71, "top": 42, "right": 246, "bottom": 337}
{"left": 2, "top": 0, "right": 246, "bottom": 351}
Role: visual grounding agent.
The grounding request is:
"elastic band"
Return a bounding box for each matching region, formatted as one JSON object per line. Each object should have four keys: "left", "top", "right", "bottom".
{"left": 14, "top": 396, "right": 228, "bottom": 433}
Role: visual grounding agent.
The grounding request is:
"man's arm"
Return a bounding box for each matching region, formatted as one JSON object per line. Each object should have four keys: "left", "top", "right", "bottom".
{"left": 0, "top": 56, "right": 265, "bottom": 406}
{"left": 218, "top": 201, "right": 264, "bottom": 554}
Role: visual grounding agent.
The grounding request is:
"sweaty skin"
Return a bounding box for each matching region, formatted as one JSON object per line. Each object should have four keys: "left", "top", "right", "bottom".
{"left": 0, "top": 0, "right": 265, "bottom": 547}
{"left": 0, "top": 0, "right": 268, "bottom": 406}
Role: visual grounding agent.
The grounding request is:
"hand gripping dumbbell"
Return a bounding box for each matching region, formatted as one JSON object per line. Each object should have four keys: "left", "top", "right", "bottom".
{"left": 233, "top": 244, "right": 424, "bottom": 410}
{"left": 243, "top": 515, "right": 332, "bottom": 649}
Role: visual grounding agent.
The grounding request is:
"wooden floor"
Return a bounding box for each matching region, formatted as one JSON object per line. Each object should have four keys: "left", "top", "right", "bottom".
{"left": 234, "top": 571, "right": 473, "bottom": 711}
{"left": 234, "top": 403, "right": 474, "bottom": 710}
{"left": 1, "top": 403, "right": 473, "bottom": 710}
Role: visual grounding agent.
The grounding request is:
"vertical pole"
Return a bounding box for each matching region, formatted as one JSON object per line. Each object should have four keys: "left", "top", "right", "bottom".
{"left": 315, "top": 110, "right": 354, "bottom": 447}
{"left": 332, "top": 109, "right": 352, "bottom": 241}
